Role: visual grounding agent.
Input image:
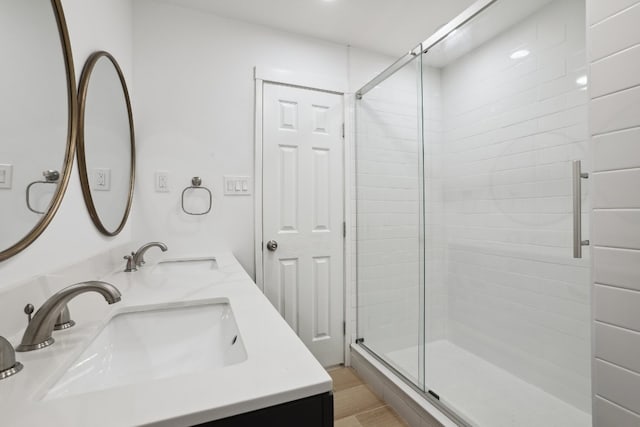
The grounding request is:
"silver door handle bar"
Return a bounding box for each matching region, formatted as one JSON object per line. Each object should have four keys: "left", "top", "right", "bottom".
{"left": 573, "top": 160, "right": 589, "bottom": 258}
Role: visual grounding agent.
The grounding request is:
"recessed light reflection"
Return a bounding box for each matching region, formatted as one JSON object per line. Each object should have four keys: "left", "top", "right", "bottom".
{"left": 576, "top": 75, "right": 588, "bottom": 86}
{"left": 510, "top": 49, "right": 530, "bottom": 59}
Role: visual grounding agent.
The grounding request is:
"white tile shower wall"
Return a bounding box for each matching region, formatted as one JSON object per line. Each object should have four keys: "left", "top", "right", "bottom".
{"left": 588, "top": 0, "right": 640, "bottom": 424}
{"left": 0, "top": 0, "right": 134, "bottom": 288}
{"left": 353, "top": 61, "right": 448, "bottom": 356}
{"left": 440, "top": 0, "right": 591, "bottom": 411}
{"left": 423, "top": 66, "right": 448, "bottom": 343}
{"left": 355, "top": 62, "right": 424, "bottom": 357}
{"left": 348, "top": 49, "right": 407, "bottom": 350}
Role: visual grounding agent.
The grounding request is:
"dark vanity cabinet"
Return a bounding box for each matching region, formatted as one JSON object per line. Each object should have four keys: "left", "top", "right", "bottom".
{"left": 196, "top": 392, "right": 333, "bottom": 427}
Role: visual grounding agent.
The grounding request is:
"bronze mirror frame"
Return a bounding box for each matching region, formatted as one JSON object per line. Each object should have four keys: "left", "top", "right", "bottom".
{"left": 76, "top": 51, "right": 135, "bottom": 237}
{"left": 0, "top": 0, "right": 78, "bottom": 262}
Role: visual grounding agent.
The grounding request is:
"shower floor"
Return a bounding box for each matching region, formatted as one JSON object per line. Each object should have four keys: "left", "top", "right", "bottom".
{"left": 384, "top": 340, "right": 590, "bottom": 427}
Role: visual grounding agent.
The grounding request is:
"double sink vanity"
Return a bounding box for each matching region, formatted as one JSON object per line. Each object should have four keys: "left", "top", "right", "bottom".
{"left": 0, "top": 248, "right": 333, "bottom": 426}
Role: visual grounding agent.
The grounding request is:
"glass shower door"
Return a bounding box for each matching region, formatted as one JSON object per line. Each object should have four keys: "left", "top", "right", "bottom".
{"left": 354, "top": 0, "right": 591, "bottom": 425}
{"left": 421, "top": 0, "right": 592, "bottom": 425}
{"left": 355, "top": 48, "right": 426, "bottom": 390}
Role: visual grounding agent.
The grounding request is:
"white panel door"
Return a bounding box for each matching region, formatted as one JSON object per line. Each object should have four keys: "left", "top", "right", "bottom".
{"left": 262, "top": 82, "right": 344, "bottom": 367}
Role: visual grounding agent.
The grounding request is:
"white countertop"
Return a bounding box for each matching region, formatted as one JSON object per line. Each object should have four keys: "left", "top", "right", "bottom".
{"left": 0, "top": 252, "right": 332, "bottom": 426}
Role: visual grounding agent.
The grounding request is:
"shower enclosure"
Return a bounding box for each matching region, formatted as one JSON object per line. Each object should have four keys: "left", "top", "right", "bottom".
{"left": 354, "top": 0, "right": 591, "bottom": 425}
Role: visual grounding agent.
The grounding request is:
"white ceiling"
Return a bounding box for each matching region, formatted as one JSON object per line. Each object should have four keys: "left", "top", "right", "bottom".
{"left": 157, "top": 0, "right": 478, "bottom": 57}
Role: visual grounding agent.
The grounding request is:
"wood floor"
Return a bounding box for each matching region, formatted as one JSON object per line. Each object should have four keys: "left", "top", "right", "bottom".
{"left": 329, "top": 367, "right": 409, "bottom": 427}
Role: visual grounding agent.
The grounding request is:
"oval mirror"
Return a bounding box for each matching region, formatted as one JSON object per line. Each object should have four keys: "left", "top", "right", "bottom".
{"left": 0, "top": 0, "right": 77, "bottom": 261}
{"left": 77, "top": 51, "right": 135, "bottom": 236}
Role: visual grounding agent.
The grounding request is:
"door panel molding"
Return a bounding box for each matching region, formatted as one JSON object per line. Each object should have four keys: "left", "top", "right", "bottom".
{"left": 255, "top": 71, "right": 354, "bottom": 366}
{"left": 255, "top": 74, "right": 348, "bottom": 366}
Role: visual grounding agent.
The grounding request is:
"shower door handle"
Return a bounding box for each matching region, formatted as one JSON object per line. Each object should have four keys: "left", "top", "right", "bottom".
{"left": 572, "top": 160, "right": 589, "bottom": 259}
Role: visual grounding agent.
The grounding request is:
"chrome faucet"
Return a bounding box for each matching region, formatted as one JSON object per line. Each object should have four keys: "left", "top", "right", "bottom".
{"left": 0, "top": 336, "right": 22, "bottom": 380}
{"left": 16, "top": 281, "right": 121, "bottom": 352}
{"left": 132, "top": 241, "right": 168, "bottom": 268}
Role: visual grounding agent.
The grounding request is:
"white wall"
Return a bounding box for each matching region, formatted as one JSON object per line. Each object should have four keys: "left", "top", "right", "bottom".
{"left": 131, "top": 0, "right": 396, "bottom": 278}
{"left": 0, "top": 0, "right": 134, "bottom": 289}
{"left": 1, "top": 0, "right": 394, "bottom": 289}
{"left": 588, "top": 1, "right": 640, "bottom": 425}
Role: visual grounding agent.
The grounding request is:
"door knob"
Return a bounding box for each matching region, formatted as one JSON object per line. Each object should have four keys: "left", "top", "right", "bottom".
{"left": 266, "top": 240, "right": 278, "bottom": 251}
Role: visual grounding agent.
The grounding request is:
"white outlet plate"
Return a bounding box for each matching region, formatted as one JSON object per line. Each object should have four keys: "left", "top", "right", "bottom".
{"left": 155, "top": 171, "right": 169, "bottom": 192}
{"left": 224, "top": 176, "right": 251, "bottom": 196}
{"left": 92, "top": 168, "right": 111, "bottom": 191}
{"left": 0, "top": 164, "right": 13, "bottom": 189}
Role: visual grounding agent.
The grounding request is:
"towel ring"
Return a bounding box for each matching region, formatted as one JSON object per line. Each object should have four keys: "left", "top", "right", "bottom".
{"left": 181, "top": 177, "right": 212, "bottom": 216}
{"left": 26, "top": 170, "right": 60, "bottom": 215}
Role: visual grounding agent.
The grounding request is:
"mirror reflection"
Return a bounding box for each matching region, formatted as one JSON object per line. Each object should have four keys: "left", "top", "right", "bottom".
{"left": 0, "top": 0, "right": 75, "bottom": 260}
{"left": 78, "top": 52, "right": 134, "bottom": 236}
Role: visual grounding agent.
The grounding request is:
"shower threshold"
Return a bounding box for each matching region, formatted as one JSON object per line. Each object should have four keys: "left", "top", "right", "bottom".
{"left": 385, "top": 340, "right": 591, "bottom": 427}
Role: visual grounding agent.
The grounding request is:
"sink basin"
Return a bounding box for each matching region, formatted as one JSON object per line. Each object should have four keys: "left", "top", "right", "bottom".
{"left": 151, "top": 257, "right": 219, "bottom": 275}
{"left": 45, "top": 301, "right": 246, "bottom": 400}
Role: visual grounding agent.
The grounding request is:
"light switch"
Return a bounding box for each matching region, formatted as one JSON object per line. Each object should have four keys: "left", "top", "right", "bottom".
{"left": 0, "top": 164, "right": 13, "bottom": 189}
{"left": 155, "top": 171, "right": 169, "bottom": 192}
{"left": 224, "top": 176, "right": 251, "bottom": 196}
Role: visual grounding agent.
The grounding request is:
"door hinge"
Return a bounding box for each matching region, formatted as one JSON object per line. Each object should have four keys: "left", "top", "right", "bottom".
{"left": 343, "top": 222, "right": 346, "bottom": 238}
{"left": 343, "top": 321, "right": 346, "bottom": 335}
{"left": 342, "top": 123, "right": 345, "bottom": 139}
{"left": 261, "top": 241, "right": 264, "bottom": 252}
